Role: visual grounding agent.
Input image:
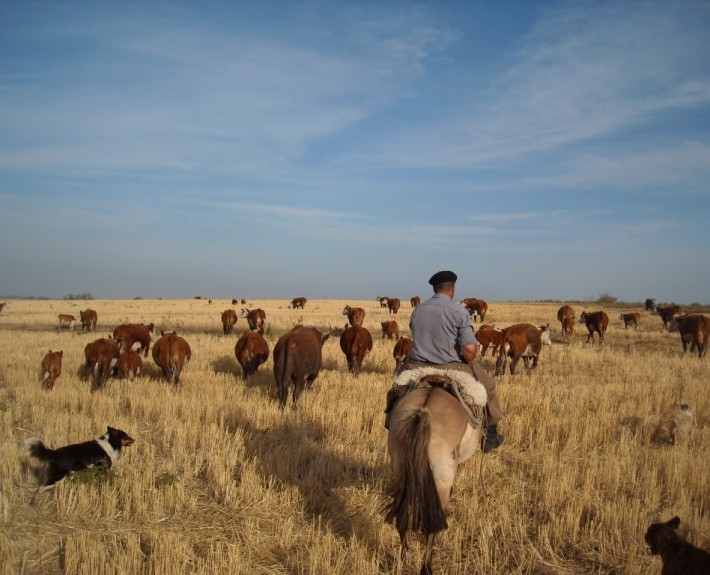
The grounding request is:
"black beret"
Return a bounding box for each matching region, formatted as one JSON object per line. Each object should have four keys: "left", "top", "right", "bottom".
{"left": 428, "top": 270, "right": 457, "bottom": 286}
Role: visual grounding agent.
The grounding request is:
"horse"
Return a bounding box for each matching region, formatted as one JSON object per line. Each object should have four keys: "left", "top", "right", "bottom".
{"left": 384, "top": 372, "right": 486, "bottom": 575}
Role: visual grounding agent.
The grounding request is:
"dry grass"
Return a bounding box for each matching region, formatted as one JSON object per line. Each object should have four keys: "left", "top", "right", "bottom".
{"left": 1, "top": 298, "right": 708, "bottom": 574}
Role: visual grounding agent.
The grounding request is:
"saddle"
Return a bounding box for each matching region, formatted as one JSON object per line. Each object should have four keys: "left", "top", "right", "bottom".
{"left": 384, "top": 366, "right": 487, "bottom": 430}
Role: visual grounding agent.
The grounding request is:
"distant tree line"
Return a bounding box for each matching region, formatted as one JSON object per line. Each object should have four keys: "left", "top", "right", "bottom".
{"left": 64, "top": 292, "right": 94, "bottom": 300}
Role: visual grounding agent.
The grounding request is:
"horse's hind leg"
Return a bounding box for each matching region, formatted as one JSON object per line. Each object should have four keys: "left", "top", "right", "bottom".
{"left": 421, "top": 533, "right": 436, "bottom": 575}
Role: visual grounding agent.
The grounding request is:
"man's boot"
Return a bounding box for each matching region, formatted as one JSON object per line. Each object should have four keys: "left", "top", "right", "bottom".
{"left": 483, "top": 425, "right": 504, "bottom": 453}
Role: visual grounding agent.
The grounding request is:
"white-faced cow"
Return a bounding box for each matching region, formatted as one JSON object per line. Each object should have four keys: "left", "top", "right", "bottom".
{"left": 656, "top": 304, "right": 683, "bottom": 331}
{"left": 339, "top": 325, "right": 373, "bottom": 375}
{"left": 668, "top": 314, "right": 709, "bottom": 358}
{"left": 376, "top": 296, "right": 389, "bottom": 308}
{"left": 80, "top": 309, "right": 98, "bottom": 333}
{"left": 234, "top": 330, "right": 270, "bottom": 379}
{"left": 40, "top": 350, "right": 63, "bottom": 390}
{"left": 273, "top": 325, "right": 330, "bottom": 409}
{"left": 289, "top": 297, "right": 307, "bottom": 309}
{"left": 342, "top": 305, "right": 366, "bottom": 327}
{"left": 579, "top": 311, "right": 609, "bottom": 345}
{"left": 475, "top": 323, "right": 504, "bottom": 357}
{"left": 461, "top": 298, "right": 488, "bottom": 322}
{"left": 152, "top": 331, "right": 192, "bottom": 387}
{"left": 381, "top": 320, "right": 399, "bottom": 340}
{"left": 392, "top": 336, "right": 412, "bottom": 373}
{"left": 115, "top": 349, "right": 142, "bottom": 380}
{"left": 387, "top": 298, "right": 401, "bottom": 314}
{"left": 239, "top": 308, "right": 266, "bottom": 335}
{"left": 619, "top": 312, "right": 641, "bottom": 330}
{"left": 221, "top": 309, "right": 238, "bottom": 335}
{"left": 84, "top": 336, "right": 122, "bottom": 391}
{"left": 113, "top": 323, "right": 155, "bottom": 357}
{"left": 57, "top": 314, "right": 76, "bottom": 331}
{"left": 495, "top": 323, "right": 551, "bottom": 375}
{"left": 557, "top": 305, "right": 575, "bottom": 338}
{"left": 645, "top": 298, "right": 655, "bottom": 312}
{"left": 410, "top": 296, "right": 421, "bottom": 309}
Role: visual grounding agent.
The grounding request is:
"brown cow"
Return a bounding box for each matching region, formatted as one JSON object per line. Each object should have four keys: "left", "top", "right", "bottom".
{"left": 115, "top": 349, "right": 142, "bottom": 380}
{"left": 475, "top": 324, "right": 504, "bottom": 357}
{"left": 579, "top": 311, "right": 609, "bottom": 345}
{"left": 387, "top": 298, "right": 401, "bottom": 314}
{"left": 376, "top": 296, "right": 388, "bottom": 308}
{"left": 152, "top": 332, "right": 192, "bottom": 386}
{"left": 234, "top": 330, "right": 270, "bottom": 379}
{"left": 410, "top": 296, "right": 421, "bottom": 308}
{"left": 289, "top": 297, "right": 307, "bottom": 309}
{"left": 221, "top": 309, "right": 238, "bottom": 335}
{"left": 113, "top": 323, "right": 155, "bottom": 357}
{"left": 273, "top": 325, "right": 330, "bottom": 409}
{"left": 557, "top": 305, "right": 575, "bottom": 338}
{"left": 40, "top": 350, "right": 63, "bottom": 390}
{"left": 656, "top": 304, "right": 683, "bottom": 331}
{"left": 619, "top": 312, "right": 641, "bottom": 330}
{"left": 381, "top": 320, "right": 399, "bottom": 340}
{"left": 645, "top": 298, "right": 655, "bottom": 311}
{"left": 239, "top": 308, "right": 266, "bottom": 334}
{"left": 392, "top": 336, "right": 412, "bottom": 373}
{"left": 495, "top": 323, "right": 552, "bottom": 375}
{"left": 668, "top": 314, "right": 709, "bottom": 358}
{"left": 461, "top": 298, "right": 488, "bottom": 322}
{"left": 79, "top": 309, "right": 98, "bottom": 333}
{"left": 342, "top": 305, "right": 366, "bottom": 327}
{"left": 84, "top": 336, "right": 122, "bottom": 391}
{"left": 0, "top": 302, "right": 5, "bottom": 314}
{"left": 232, "top": 298, "right": 247, "bottom": 305}
{"left": 57, "top": 314, "right": 76, "bottom": 330}
{"left": 339, "top": 325, "right": 373, "bottom": 375}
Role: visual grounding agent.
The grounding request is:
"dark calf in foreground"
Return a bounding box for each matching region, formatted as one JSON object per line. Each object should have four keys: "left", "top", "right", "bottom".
{"left": 339, "top": 325, "right": 373, "bottom": 375}
{"left": 234, "top": 330, "right": 270, "bottom": 379}
{"left": 273, "top": 326, "right": 329, "bottom": 409}
{"left": 645, "top": 516, "right": 710, "bottom": 574}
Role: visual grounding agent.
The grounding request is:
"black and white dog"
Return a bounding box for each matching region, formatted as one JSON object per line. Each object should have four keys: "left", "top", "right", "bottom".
{"left": 25, "top": 426, "right": 134, "bottom": 493}
{"left": 645, "top": 516, "right": 710, "bottom": 574}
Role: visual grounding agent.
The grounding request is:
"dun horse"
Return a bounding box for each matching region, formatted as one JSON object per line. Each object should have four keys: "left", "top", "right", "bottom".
{"left": 384, "top": 378, "right": 485, "bottom": 575}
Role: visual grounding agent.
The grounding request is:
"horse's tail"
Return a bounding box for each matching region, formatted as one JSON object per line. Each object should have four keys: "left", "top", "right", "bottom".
{"left": 384, "top": 407, "right": 447, "bottom": 537}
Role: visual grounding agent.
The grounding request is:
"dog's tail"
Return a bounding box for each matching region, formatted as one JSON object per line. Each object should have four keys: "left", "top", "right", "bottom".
{"left": 25, "top": 437, "right": 54, "bottom": 461}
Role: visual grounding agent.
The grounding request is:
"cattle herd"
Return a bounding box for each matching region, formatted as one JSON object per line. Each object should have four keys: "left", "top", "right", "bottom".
{"left": 21, "top": 293, "right": 706, "bottom": 406}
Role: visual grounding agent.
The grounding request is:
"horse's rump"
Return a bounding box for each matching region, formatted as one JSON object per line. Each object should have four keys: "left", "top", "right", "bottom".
{"left": 384, "top": 405, "right": 447, "bottom": 537}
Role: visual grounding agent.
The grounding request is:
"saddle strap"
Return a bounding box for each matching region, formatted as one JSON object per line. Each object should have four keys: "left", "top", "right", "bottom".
{"left": 451, "top": 380, "right": 485, "bottom": 432}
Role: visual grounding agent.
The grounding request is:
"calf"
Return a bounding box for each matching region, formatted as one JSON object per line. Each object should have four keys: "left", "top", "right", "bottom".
{"left": 113, "top": 323, "right": 155, "bottom": 357}
{"left": 392, "top": 336, "right": 412, "bottom": 373}
{"left": 234, "top": 330, "right": 270, "bottom": 379}
{"left": 579, "top": 311, "right": 609, "bottom": 345}
{"left": 57, "top": 314, "right": 76, "bottom": 330}
{"left": 645, "top": 298, "right": 656, "bottom": 312}
{"left": 239, "top": 308, "right": 266, "bottom": 334}
{"left": 645, "top": 516, "right": 710, "bottom": 574}
{"left": 557, "top": 305, "right": 575, "bottom": 338}
{"left": 475, "top": 324, "right": 504, "bottom": 357}
{"left": 152, "top": 332, "right": 192, "bottom": 386}
{"left": 221, "top": 309, "right": 238, "bottom": 335}
{"left": 410, "top": 296, "right": 421, "bottom": 308}
{"left": 80, "top": 309, "right": 98, "bottom": 333}
{"left": 115, "top": 349, "right": 142, "bottom": 380}
{"left": 668, "top": 314, "right": 709, "bottom": 358}
{"left": 342, "top": 305, "right": 366, "bottom": 327}
{"left": 381, "top": 320, "right": 399, "bottom": 340}
{"left": 387, "top": 298, "right": 401, "bottom": 314}
{"left": 461, "top": 298, "right": 488, "bottom": 322}
{"left": 495, "top": 323, "right": 548, "bottom": 375}
{"left": 376, "top": 296, "right": 388, "bottom": 308}
{"left": 289, "top": 297, "right": 307, "bottom": 309}
{"left": 273, "top": 325, "right": 330, "bottom": 409}
{"left": 40, "top": 350, "right": 63, "bottom": 390}
{"left": 339, "top": 325, "right": 373, "bottom": 375}
{"left": 619, "top": 312, "right": 641, "bottom": 330}
{"left": 657, "top": 304, "right": 683, "bottom": 331}
{"left": 84, "top": 336, "right": 122, "bottom": 391}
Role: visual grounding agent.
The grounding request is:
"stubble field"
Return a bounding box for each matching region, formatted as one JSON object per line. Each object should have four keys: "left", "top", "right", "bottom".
{"left": 0, "top": 297, "right": 708, "bottom": 574}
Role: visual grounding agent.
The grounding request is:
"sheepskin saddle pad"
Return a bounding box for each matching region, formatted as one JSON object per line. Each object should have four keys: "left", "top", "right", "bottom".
{"left": 393, "top": 366, "right": 487, "bottom": 408}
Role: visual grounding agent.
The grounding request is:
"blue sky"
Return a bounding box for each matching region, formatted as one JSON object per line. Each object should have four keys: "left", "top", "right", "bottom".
{"left": 1, "top": 1, "right": 708, "bottom": 303}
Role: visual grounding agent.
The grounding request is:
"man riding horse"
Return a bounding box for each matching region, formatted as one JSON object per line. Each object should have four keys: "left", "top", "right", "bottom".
{"left": 386, "top": 270, "right": 504, "bottom": 453}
